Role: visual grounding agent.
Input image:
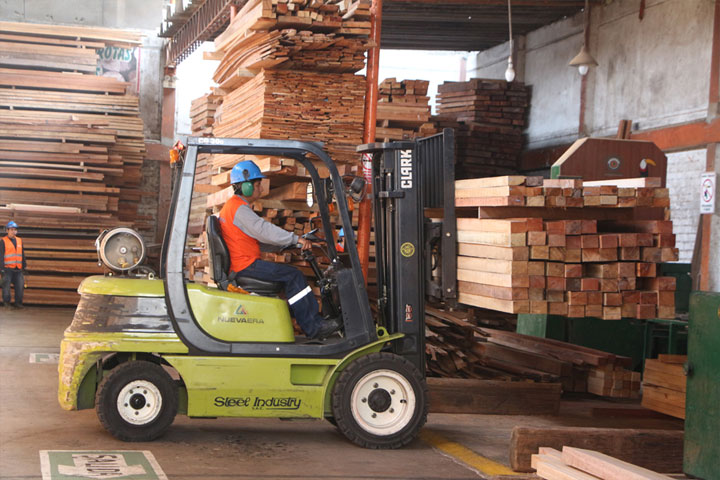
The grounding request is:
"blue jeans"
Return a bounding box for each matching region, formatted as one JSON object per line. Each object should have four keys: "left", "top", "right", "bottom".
{"left": 237, "top": 260, "right": 323, "bottom": 337}
{"left": 1, "top": 269, "right": 24, "bottom": 306}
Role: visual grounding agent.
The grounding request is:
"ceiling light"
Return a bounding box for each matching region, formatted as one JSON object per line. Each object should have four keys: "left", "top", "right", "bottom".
{"left": 569, "top": 0, "right": 598, "bottom": 75}
{"left": 505, "top": 0, "right": 514, "bottom": 83}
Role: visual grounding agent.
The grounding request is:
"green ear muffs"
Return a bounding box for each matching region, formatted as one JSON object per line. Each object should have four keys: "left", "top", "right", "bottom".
{"left": 241, "top": 181, "right": 254, "bottom": 196}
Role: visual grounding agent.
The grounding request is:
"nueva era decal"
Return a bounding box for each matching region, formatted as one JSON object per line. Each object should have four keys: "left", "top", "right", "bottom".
{"left": 216, "top": 305, "right": 265, "bottom": 324}
{"left": 214, "top": 396, "right": 302, "bottom": 410}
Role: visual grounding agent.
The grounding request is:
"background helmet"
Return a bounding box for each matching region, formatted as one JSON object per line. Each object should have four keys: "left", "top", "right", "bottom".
{"left": 230, "top": 160, "right": 265, "bottom": 184}
{"left": 6, "top": 221, "right": 18, "bottom": 229}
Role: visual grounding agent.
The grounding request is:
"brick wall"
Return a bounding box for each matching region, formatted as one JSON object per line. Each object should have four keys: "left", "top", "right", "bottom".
{"left": 665, "top": 149, "right": 706, "bottom": 263}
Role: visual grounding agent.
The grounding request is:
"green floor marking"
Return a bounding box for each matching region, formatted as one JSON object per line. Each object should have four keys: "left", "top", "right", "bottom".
{"left": 30, "top": 353, "right": 60, "bottom": 364}
{"left": 39, "top": 451, "right": 167, "bottom": 480}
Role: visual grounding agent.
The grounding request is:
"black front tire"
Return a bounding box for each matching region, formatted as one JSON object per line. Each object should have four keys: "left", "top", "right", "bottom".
{"left": 95, "top": 360, "right": 178, "bottom": 442}
{"left": 331, "top": 352, "right": 427, "bottom": 449}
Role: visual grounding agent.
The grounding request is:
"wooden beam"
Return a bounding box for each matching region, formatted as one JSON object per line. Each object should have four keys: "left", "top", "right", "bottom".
{"left": 427, "top": 377, "right": 560, "bottom": 415}
{"left": 510, "top": 426, "right": 684, "bottom": 472}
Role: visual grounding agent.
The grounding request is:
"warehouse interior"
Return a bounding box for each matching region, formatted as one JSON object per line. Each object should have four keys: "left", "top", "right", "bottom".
{"left": 0, "top": 0, "right": 718, "bottom": 479}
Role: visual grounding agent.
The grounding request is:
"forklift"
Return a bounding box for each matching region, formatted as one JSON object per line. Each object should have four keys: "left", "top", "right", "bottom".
{"left": 58, "top": 132, "right": 456, "bottom": 449}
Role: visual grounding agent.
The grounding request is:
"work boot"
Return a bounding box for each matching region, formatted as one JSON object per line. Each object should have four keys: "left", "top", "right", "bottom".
{"left": 312, "top": 317, "right": 342, "bottom": 340}
{"left": 13, "top": 304, "right": 23, "bottom": 310}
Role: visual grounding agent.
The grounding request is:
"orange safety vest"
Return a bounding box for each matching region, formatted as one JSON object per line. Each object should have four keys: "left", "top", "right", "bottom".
{"left": 218, "top": 195, "right": 260, "bottom": 273}
{"left": 2, "top": 236, "right": 22, "bottom": 269}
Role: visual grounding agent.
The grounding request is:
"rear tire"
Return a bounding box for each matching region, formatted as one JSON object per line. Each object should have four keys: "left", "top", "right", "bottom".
{"left": 331, "top": 352, "right": 427, "bottom": 449}
{"left": 96, "top": 360, "right": 178, "bottom": 442}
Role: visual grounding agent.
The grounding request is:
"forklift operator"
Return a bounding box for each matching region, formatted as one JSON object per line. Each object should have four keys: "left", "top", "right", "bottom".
{"left": 218, "top": 160, "right": 342, "bottom": 340}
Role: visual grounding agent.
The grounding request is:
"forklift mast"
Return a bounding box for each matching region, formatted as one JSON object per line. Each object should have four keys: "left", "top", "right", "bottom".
{"left": 358, "top": 129, "right": 457, "bottom": 374}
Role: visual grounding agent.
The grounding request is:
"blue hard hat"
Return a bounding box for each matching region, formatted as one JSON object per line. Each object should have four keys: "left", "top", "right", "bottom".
{"left": 6, "top": 221, "right": 18, "bottom": 229}
{"left": 338, "top": 228, "right": 344, "bottom": 238}
{"left": 230, "top": 160, "right": 265, "bottom": 184}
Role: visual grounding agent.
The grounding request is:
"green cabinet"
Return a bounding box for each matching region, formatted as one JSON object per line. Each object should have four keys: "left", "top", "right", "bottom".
{"left": 684, "top": 291, "right": 720, "bottom": 479}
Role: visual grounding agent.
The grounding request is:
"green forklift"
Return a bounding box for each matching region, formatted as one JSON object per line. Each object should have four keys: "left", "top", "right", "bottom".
{"left": 58, "top": 133, "right": 457, "bottom": 449}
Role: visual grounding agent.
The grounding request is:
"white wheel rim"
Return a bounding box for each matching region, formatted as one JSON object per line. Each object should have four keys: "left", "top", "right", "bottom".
{"left": 116, "top": 380, "right": 163, "bottom": 425}
{"left": 350, "top": 369, "right": 416, "bottom": 436}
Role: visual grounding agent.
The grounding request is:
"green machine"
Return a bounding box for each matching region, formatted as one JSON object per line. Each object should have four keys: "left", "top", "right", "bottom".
{"left": 683, "top": 291, "right": 720, "bottom": 479}
{"left": 58, "top": 134, "right": 458, "bottom": 448}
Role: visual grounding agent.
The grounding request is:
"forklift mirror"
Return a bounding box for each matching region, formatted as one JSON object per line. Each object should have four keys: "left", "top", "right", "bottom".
{"left": 305, "top": 182, "right": 314, "bottom": 207}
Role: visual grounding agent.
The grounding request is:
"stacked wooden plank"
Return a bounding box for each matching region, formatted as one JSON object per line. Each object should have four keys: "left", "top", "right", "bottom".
{"left": 190, "top": 93, "right": 222, "bottom": 136}
{"left": 210, "top": 0, "right": 369, "bottom": 89}
{"left": 532, "top": 446, "right": 675, "bottom": 480}
{"left": 425, "top": 306, "right": 639, "bottom": 398}
{"left": 641, "top": 354, "right": 687, "bottom": 419}
{"left": 435, "top": 78, "right": 530, "bottom": 178}
{"left": 455, "top": 176, "right": 677, "bottom": 321}
{"left": 375, "top": 78, "right": 436, "bottom": 142}
{"left": 0, "top": 22, "right": 145, "bottom": 305}
{"left": 212, "top": 69, "right": 365, "bottom": 164}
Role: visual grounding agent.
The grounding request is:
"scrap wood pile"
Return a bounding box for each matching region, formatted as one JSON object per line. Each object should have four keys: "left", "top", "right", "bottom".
{"left": 425, "top": 306, "right": 639, "bottom": 398}
{"left": 0, "top": 21, "right": 147, "bottom": 305}
{"left": 641, "top": 354, "right": 687, "bottom": 419}
{"left": 187, "top": 0, "right": 371, "bottom": 290}
{"left": 375, "top": 78, "right": 436, "bottom": 142}
{"left": 455, "top": 175, "right": 677, "bottom": 321}
{"left": 435, "top": 78, "right": 530, "bottom": 179}
{"left": 532, "top": 446, "right": 677, "bottom": 480}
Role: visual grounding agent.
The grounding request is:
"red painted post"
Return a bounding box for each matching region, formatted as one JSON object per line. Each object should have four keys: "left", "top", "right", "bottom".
{"left": 357, "top": 0, "right": 382, "bottom": 283}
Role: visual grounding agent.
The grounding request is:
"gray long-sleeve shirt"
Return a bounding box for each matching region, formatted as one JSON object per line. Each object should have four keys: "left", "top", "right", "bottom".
{"left": 232, "top": 202, "right": 299, "bottom": 252}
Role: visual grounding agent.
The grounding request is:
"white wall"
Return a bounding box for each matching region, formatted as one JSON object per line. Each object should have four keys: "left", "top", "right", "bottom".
{"left": 666, "top": 149, "right": 706, "bottom": 263}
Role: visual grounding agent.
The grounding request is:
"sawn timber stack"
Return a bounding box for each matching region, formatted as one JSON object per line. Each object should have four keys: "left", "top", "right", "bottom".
{"left": 0, "top": 22, "right": 146, "bottom": 306}
{"left": 455, "top": 176, "right": 677, "bottom": 322}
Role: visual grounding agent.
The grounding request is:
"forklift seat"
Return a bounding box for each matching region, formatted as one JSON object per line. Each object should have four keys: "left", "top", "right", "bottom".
{"left": 206, "top": 216, "right": 283, "bottom": 296}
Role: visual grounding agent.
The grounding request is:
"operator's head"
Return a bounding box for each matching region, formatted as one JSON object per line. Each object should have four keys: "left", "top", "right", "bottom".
{"left": 230, "top": 160, "right": 266, "bottom": 200}
{"left": 6, "top": 220, "right": 18, "bottom": 238}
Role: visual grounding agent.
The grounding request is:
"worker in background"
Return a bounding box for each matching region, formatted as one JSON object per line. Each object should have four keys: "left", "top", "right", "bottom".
{"left": 218, "top": 160, "right": 342, "bottom": 340}
{"left": 1, "top": 221, "right": 26, "bottom": 309}
{"left": 336, "top": 228, "right": 345, "bottom": 253}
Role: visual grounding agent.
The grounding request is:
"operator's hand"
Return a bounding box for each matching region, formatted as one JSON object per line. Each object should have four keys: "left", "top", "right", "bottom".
{"left": 298, "top": 237, "right": 313, "bottom": 251}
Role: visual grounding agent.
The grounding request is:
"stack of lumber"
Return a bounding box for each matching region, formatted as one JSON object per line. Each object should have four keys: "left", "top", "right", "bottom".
{"left": 0, "top": 22, "right": 146, "bottom": 305}
{"left": 210, "top": 0, "right": 370, "bottom": 90}
{"left": 375, "top": 78, "right": 436, "bottom": 142}
{"left": 212, "top": 69, "right": 365, "bottom": 165}
{"left": 512, "top": 426, "right": 684, "bottom": 473}
{"left": 190, "top": 93, "right": 222, "bottom": 136}
{"left": 425, "top": 306, "right": 639, "bottom": 398}
{"left": 532, "top": 446, "right": 675, "bottom": 480}
{"left": 641, "top": 354, "right": 687, "bottom": 419}
{"left": 455, "top": 176, "right": 677, "bottom": 321}
{"left": 435, "top": 78, "right": 530, "bottom": 179}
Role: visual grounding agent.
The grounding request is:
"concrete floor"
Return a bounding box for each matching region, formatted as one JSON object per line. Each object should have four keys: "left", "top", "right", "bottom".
{"left": 0, "top": 307, "right": 683, "bottom": 480}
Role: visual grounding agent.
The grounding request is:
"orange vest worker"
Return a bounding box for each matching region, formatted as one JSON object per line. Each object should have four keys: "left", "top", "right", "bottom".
{"left": 2, "top": 236, "right": 22, "bottom": 269}
{"left": 218, "top": 195, "right": 261, "bottom": 273}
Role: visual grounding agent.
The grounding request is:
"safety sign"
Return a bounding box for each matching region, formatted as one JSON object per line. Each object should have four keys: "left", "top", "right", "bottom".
{"left": 700, "top": 172, "right": 716, "bottom": 214}
{"left": 40, "top": 451, "right": 167, "bottom": 480}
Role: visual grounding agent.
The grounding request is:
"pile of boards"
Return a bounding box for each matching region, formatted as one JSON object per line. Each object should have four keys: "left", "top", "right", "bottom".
{"left": 455, "top": 175, "right": 677, "bottom": 321}
{"left": 425, "top": 306, "right": 640, "bottom": 398}
{"left": 532, "top": 446, "right": 677, "bottom": 480}
{"left": 0, "top": 21, "right": 146, "bottom": 305}
{"left": 642, "top": 354, "right": 687, "bottom": 419}
{"left": 435, "top": 78, "right": 530, "bottom": 179}
{"left": 375, "top": 78, "right": 435, "bottom": 142}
